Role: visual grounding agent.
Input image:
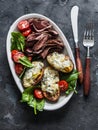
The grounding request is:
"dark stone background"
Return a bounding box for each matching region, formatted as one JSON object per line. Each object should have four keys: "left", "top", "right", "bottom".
{"left": 0, "top": 0, "right": 98, "bottom": 130}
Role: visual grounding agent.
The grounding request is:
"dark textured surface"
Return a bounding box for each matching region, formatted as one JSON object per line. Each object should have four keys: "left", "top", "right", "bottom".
{"left": 0, "top": 0, "right": 98, "bottom": 130}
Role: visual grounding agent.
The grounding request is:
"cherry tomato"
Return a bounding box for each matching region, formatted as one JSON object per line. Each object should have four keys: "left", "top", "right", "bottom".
{"left": 13, "top": 52, "right": 24, "bottom": 63}
{"left": 58, "top": 80, "right": 68, "bottom": 92}
{"left": 17, "top": 20, "right": 30, "bottom": 31}
{"left": 15, "top": 63, "right": 24, "bottom": 75}
{"left": 11, "top": 50, "right": 19, "bottom": 59}
{"left": 34, "top": 89, "right": 44, "bottom": 99}
{"left": 22, "top": 28, "right": 32, "bottom": 37}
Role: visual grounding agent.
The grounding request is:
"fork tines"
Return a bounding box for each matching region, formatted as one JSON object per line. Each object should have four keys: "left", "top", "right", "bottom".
{"left": 84, "top": 22, "right": 94, "bottom": 40}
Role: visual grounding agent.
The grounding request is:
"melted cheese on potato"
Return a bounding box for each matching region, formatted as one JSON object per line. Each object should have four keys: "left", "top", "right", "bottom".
{"left": 47, "top": 52, "right": 73, "bottom": 73}
{"left": 41, "top": 67, "right": 59, "bottom": 96}
{"left": 23, "top": 61, "right": 44, "bottom": 88}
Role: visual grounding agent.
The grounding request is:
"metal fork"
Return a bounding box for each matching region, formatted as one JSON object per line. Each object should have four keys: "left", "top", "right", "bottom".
{"left": 83, "top": 22, "right": 94, "bottom": 96}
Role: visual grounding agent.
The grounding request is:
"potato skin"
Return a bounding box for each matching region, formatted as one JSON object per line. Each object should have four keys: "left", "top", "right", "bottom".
{"left": 43, "top": 88, "right": 60, "bottom": 102}
{"left": 22, "top": 61, "right": 44, "bottom": 88}
{"left": 47, "top": 52, "right": 74, "bottom": 73}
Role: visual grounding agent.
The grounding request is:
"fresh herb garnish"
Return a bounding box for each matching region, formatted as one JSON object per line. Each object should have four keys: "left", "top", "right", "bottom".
{"left": 11, "top": 32, "right": 25, "bottom": 52}
{"left": 21, "top": 87, "right": 45, "bottom": 115}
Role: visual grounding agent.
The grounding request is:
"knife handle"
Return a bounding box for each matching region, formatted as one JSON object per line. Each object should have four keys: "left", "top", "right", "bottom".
{"left": 75, "top": 47, "right": 83, "bottom": 84}
{"left": 83, "top": 58, "right": 90, "bottom": 96}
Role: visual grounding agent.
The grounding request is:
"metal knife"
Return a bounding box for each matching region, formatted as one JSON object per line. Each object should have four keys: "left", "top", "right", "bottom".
{"left": 71, "top": 6, "right": 83, "bottom": 84}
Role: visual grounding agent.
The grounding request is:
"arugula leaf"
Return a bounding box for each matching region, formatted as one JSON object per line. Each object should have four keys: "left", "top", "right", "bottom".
{"left": 21, "top": 87, "right": 45, "bottom": 115}
{"left": 11, "top": 32, "right": 25, "bottom": 52}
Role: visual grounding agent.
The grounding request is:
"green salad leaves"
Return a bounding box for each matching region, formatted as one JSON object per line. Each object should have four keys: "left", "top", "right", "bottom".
{"left": 19, "top": 56, "right": 33, "bottom": 68}
{"left": 21, "top": 87, "right": 45, "bottom": 115}
{"left": 11, "top": 32, "right": 25, "bottom": 52}
{"left": 60, "top": 70, "right": 79, "bottom": 95}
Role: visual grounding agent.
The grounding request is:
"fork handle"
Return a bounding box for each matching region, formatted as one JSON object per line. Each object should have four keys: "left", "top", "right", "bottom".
{"left": 83, "top": 57, "right": 90, "bottom": 96}
{"left": 75, "top": 47, "right": 83, "bottom": 84}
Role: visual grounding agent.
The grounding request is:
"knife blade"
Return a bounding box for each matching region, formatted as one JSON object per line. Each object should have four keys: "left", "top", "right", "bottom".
{"left": 71, "top": 6, "right": 83, "bottom": 84}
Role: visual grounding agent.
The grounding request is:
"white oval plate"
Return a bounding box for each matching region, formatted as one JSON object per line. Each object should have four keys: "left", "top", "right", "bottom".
{"left": 6, "top": 13, "right": 76, "bottom": 111}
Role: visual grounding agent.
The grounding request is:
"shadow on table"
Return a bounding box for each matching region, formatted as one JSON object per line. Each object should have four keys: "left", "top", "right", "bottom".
{"left": 20, "top": 94, "right": 75, "bottom": 124}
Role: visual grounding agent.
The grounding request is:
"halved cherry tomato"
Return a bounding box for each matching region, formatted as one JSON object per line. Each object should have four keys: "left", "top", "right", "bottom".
{"left": 17, "top": 20, "right": 30, "bottom": 31}
{"left": 58, "top": 80, "right": 68, "bottom": 92}
{"left": 22, "top": 28, "right": 32, "bottom": 37}
{"left": 11, "top": 50, "right": 19, "bottom": 59}
{"left": 15, "top": 63, "right": 24, "bottom": 75}
{"left": 34, "top": 89, "right": 44, "bottom": 99}
{"left": 13, "top": 52, "right": 24, "bottom": 63}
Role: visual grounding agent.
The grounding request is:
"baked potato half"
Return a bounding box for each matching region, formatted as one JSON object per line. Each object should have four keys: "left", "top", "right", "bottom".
{"left": 47, "top": 52, "right": 73, "bottom": 73}
{"left": 22, "top": 61, "right": 44, "bottom": 88}
{"left": 41, "top": 67, "right": 60, "bottom": 102}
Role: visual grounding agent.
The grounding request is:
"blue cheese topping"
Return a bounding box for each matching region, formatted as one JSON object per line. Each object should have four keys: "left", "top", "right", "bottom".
{"left": 23, "top": 61, "right": 44, "bottom": 88}
{"left": 47, "top": 52, "right": 73, "bottom": 73}
{"left": 41, "top": 67, "right": 59, "bottom": 96}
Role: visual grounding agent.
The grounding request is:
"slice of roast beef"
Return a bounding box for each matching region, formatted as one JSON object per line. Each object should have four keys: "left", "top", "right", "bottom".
{"left": 40, "top": 45, "right": 63, "bottom": 59}
{"left": 40, "top": 47, "right": 50, "bottom": 59}
{"left": 25, "top": 48, "right": 34, "bottom": 57}
{"left": 28, "top": 18, "right": 52, "bottom": 32}
{"left": 45, "top": 39, "right": 64, "bottom": 48}
{"left": 26, "top": 33, "right": 48, "bottom": 47}
{"left": 48, "top": 29, "right": 58, "bottom": 37}
{"left": 33, "top": 34, "right": 49, "bottom": 51}
{"left": 32, "top": 39, "right": 64, "bottom": 55}
{"left": 25, "top": 41, "right": 36, "bottom": 48}
{"left": 26, "top": 33, "right": 41, "bottom": 42}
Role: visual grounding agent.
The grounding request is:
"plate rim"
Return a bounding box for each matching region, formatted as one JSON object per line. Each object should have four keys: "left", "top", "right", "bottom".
{"left": 6, "top": 13, "right": 76, "bottom": 111}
